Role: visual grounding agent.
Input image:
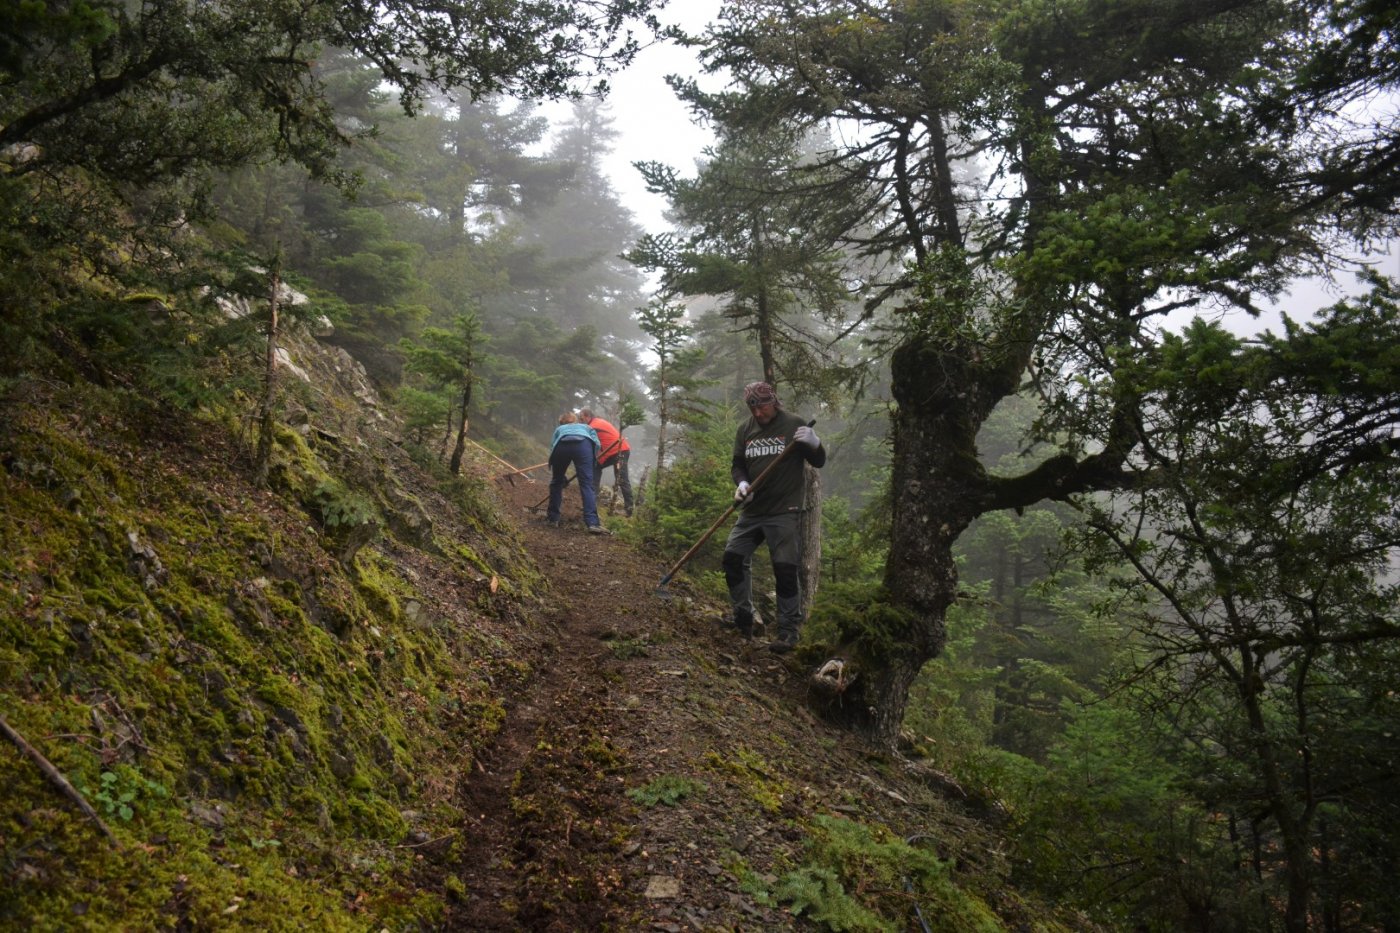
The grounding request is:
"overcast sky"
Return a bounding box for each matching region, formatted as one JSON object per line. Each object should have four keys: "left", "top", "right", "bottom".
{"left": 544, "top": 0, "right": 1398, "bottom": 333}
{"left": 540, "top": 0, "right": 723, "bottom": 237}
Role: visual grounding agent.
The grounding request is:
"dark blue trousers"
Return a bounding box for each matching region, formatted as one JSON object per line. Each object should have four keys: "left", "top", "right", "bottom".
{"left": 548, "top": 438, "right": 599, "bottom": 527}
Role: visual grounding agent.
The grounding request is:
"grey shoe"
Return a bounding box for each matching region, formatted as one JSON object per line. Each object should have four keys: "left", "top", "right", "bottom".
{"left": 586, "top": 524, "right": 611, "bottom": 535}
{"left": 768, "top": 631, "right": 799, "bottom": 655}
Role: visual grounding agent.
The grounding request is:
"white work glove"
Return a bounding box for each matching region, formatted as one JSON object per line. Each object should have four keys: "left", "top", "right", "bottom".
{"left": 734, "top": 481, "right": 752, "bottom": 502}
{"left": 794, "top": 425, "right": 820, "bottom": 448}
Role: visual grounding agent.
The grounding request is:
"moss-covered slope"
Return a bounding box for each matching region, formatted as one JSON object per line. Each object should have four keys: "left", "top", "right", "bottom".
{"left": 1, "top": 353, "right": 545, "bottom": 928}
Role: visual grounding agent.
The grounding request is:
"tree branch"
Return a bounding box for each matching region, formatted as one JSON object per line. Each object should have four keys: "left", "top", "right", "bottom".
{"left": 0, "top": 714, "right": 118, "bottom": 846}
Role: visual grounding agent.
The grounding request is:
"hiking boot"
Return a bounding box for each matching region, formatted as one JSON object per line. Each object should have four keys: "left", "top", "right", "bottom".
{"left": 768, "top": 631, "right": 799, "bottom": 655}
{"left": 586, "top": 524, "right": 611, "bottom": 535}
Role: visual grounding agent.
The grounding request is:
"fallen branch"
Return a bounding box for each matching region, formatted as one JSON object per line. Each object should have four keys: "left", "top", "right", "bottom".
{"left": 0, "top": 712, "right": 119, "bottom": 846}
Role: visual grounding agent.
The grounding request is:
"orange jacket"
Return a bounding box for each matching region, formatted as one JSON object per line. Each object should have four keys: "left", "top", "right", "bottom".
{"left": 585, "top": 417, "right": 630, "bottom": 464}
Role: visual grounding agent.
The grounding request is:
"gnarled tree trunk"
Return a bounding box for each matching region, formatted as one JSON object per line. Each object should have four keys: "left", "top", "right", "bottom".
{"left": 820, "top": 335, "right": 1015, "bottom": 745}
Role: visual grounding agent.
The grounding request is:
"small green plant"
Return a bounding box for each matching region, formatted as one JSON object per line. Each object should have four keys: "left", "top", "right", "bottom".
{"left": 607, "top": 635, "right": 650, "bottom": 659}
{"left": 312, "top": 478, "right": 377, "bottom": 529}
{"left": 84, "top": 768, "right": 170, "bottom": 822}
{"left": 627, "top": 775, "right": 704, "bottom": 807}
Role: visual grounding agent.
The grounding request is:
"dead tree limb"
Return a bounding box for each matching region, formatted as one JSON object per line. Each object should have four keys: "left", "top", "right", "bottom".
{"left": 0, "top": 712, "right": 119, "bottom": 846}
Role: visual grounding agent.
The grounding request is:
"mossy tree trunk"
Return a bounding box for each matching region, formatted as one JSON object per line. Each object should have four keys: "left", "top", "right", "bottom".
{"left": 826, "top": 317, "right": 1135, "bottom": 746}
{"left": 654, "top": 357, "right": 669, "bottom": 491}
{"left": 637, "top": 300, "right": 692, "bottom": 496}
{"left": 821, "top": 334, "right": 1011, "bottom": 740}
{"left": 254, "top": 256, "right": 282, "bottom": 487}
{"left": 448, "top": 377, "right": 473, "bottom": 475}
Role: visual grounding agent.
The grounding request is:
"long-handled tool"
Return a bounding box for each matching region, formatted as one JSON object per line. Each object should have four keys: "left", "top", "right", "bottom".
{"left": 470, "top": 439, "right": 530, "bottom": 475}
{"left": 527, "top": 471, "right": 575, "bottom": 513}
{"left": 655, "top": 420, "right": 814, "bottom": 598}
{"left": 497, "top": 460, "right": 549, "bottom": 482}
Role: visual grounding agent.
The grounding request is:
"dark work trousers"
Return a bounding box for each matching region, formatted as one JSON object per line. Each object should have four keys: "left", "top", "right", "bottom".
{"left": 548, "top": 437, "right": 599, "bottom": 527}
{"left": 592, "top": 449, "right": 634, "bottom": 515}
{"left": 721, "top": 511, "right": 802, "bottom": 637}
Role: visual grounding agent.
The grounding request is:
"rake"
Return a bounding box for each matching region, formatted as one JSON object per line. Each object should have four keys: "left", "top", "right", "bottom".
{"left": 497, "top": 460, "right": 549, "bottom": 482}
{"left": 526, "top": 472, "right": 575, "bottom": 513}
{"left": 655, "top": 421, "right": 813, "bottom": 599}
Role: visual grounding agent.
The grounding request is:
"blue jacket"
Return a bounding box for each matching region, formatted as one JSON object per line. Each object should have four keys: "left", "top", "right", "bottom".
{"left": 550, "top": 423, "right": 600, "bottom": 456}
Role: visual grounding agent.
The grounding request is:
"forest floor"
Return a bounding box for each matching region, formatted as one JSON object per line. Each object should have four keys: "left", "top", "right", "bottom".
{"left": 432, "top": 474, "right": 1023, "bottom": 931}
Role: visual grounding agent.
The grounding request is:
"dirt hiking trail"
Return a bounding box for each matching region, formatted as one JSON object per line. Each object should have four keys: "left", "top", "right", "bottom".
{"left": 433, "top": 474, "right": 1011, "bottom": 931}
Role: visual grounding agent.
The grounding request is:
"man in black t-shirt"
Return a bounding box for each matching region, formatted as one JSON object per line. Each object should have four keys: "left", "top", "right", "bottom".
{"left": 724, "top": 381, "right": 826, "bottom": 654}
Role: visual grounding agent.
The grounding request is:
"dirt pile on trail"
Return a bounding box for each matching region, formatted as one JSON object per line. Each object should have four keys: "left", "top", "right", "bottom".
{"left": 437, "top": 474, "right": 1019, "bottom": 931}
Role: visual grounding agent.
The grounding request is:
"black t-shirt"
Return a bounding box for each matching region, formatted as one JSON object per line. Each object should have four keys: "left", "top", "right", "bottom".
{"left": 731, "top": 410, "right": 825, "bottom": 514}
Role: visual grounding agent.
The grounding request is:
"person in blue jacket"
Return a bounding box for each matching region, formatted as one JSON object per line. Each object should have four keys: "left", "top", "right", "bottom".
{"left": 547, "top": 413, "right": 609, "bottom": 533}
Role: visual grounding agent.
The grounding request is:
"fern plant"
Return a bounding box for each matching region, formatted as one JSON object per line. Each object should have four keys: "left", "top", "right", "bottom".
{"left": 772, "top": 866, "right": 891, "bottom": 933}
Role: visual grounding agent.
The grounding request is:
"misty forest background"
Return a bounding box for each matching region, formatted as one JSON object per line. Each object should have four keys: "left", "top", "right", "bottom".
{"left": 4, "top": 0, "right": 1400, "bottom": 930}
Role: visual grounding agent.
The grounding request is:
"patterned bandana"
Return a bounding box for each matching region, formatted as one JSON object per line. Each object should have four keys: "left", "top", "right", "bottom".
{"left": 743, "top": 381, "right": 779, "bottom": 407}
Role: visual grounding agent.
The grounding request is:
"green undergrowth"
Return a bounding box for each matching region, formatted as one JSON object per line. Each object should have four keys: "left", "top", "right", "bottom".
{"left": 0, "top": 376, "right": 544, "bottom": 928}
{"left": 702, "top": 746, "right": 789, "bottom": 815}
{"left": 701, "top": 741, "right": 1036, "bottom": 932}
{"left": 775, "top": 815, "right": 1001, "bottom": 933}
{"left": 728, "top": 814, "right": 1004, "bottom": 933}
{"left": 627, "top": 774, "right": 705, "bottom": 808}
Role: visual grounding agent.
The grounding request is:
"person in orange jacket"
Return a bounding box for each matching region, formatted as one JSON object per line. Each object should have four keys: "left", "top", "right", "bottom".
{"left": 578, "top": 408, "right": 634, "bottom": 517}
